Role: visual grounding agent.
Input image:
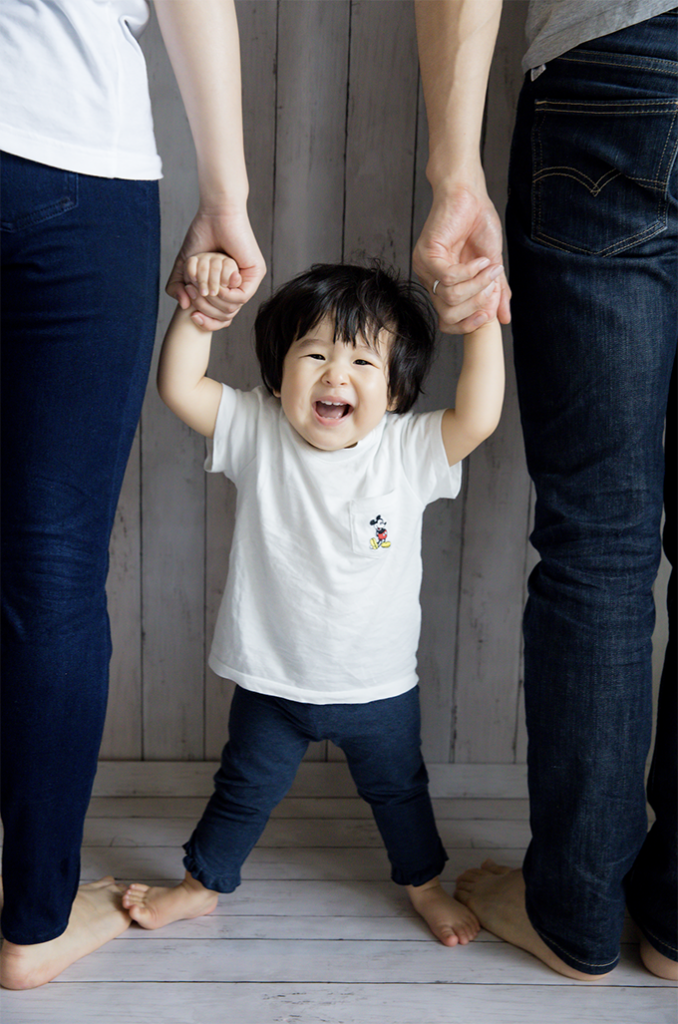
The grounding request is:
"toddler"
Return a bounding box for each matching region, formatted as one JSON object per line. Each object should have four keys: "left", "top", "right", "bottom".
{"left": 123, "top": 255, "right": 504, "bottom": 946}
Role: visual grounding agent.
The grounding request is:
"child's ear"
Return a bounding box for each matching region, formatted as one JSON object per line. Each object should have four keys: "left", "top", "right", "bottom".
{"left": 273, "top": 388, "right": 281, "bottom": 398}
{"left": 386, "top": 394, "right": 398, "bottom": 412}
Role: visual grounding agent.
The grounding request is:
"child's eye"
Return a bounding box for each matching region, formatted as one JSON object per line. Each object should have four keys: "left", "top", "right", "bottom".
{"left": 307, "top": 353, "right": 325, "bottom": 361}
{"left": 354, "top": 358, "right": 374, "bottom": 367}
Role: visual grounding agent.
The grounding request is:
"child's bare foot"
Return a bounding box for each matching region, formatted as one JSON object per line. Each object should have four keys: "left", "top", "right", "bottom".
{"left": 455, "top": 860, "right": 613, "bottom": 981}
{"left": 639, "top": 934, "right": 678, "bottom": 980}
{"left": 0, "top": 877, "right": 130, "bottom": 990}
{"left": 122, "top": 871, "right": 218, "bottom": 930}
{"left": 407, "top": 876, "right": 480, "bottom": 947}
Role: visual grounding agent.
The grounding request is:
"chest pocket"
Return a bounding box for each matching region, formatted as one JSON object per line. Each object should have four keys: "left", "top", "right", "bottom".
{"left": 349, "top": 493, "right": 398, "bottom": 558}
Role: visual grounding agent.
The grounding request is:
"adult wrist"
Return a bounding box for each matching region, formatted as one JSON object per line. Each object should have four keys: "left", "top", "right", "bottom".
{"left": 196, "top": 157, "right": 249, "bottom": 211}
{"left": 195, "top": 187, "right": 251, "bottom": 219}
{"left": 425, "top": 162, "right": 488, "bottom": 202}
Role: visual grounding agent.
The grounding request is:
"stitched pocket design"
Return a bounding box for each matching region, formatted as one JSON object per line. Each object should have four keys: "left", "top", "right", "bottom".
{"left": 1, "top": 163, "right": 78, "bottom": 232}
{"left": 531, "top": 98, "right": 678, "bottom": 256}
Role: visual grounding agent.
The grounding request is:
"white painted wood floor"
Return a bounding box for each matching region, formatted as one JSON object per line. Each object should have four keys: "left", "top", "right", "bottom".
{"left": 2, "top": 793, "right": 675, "bottom": 1024}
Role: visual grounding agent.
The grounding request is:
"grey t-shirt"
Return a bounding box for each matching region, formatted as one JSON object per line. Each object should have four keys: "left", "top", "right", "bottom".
{"left": 523, "top": 0, "right": 677, "bottom": 72}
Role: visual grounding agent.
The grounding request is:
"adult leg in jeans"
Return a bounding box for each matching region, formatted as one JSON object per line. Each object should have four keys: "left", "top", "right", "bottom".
{"left": 626, "top": 356, "right": 677, "bottom": 977}
{"left": 456, "top": 12, "right": 677, "bottom": 978}
{"left": 0, "top": 153, "right": 159, "bottom": 987}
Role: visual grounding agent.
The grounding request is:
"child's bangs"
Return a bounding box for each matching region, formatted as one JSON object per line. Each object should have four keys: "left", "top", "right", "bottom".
{"left": 297, "top": 281, "right": 394, "bottom": 351}
{"left": 332, "top": 300, "right": 393, "bottom": 351}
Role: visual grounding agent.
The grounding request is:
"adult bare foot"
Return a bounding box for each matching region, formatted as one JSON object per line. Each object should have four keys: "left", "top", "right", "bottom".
{"left": 455, "top": 860, "right": 613, "bottom": 981}
{"left": 407, "top": 876, "right": 480, "bottom": 947}
{"left": 0, "top": 877, "right": 131, "bottom": 990}
{"left": 122, "top": 871, "right": 218, "bottom": 930}
{"left": 639, "top": 935, "right": 678, "bottom": 980}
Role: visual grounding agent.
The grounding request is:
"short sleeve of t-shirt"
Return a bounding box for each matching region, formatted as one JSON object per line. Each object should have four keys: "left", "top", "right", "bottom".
{"left": 392, "top": 408, "right": 462, "bottom": 506}
{"left": 204, "top": 384, "right": 266, "bottom": 481}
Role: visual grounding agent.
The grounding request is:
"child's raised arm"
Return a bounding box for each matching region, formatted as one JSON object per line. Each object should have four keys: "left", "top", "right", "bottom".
{"left": 441, "top": 315, "right": 504, "bottom": 466}
{"left": 157, "top": 253, "right": 239, "bottom": 438}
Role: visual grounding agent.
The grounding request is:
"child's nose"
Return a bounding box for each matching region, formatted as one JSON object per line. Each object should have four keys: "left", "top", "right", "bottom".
{"left": 322, "top": 360, "right": 349, "bottom": 385}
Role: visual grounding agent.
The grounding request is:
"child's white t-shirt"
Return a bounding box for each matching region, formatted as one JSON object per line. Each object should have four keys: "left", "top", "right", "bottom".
{"left": 206, "top": 385, "right": 462, "bottom": 704}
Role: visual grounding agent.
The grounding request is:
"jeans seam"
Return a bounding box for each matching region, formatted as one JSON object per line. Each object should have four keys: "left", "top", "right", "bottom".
{"left": 533, "top": 167, "right": 620, "bottom": 195}
{"left": 533, "top": 926, "right": 620, "bottom": 970}
{"left": 657, "top": 108, "right": 678, "bottom": 186}
{"left": 558, "top": 52, "right": 678, "bottom": 77}
{"left": 535, "top": 216, "right": 665, "bottom": 256}
{"left": 641, "top": 922, "right": 678, "bottom": 956}
{"left": 536, "top": 100, "right": 678, "bottom": 110}
{"left": 534, "top": 165, "right": 678, "bottom": 194}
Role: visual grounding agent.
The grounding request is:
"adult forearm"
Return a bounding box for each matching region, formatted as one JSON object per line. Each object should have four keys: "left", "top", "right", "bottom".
{"left": 415, "top": 0, "right": 503, "bottom": 190}
{"left": 413, "top": 0, "right": 509, "bottom": 332}
{"left": 154, "top": 0, "right": 249, "bottom": 207}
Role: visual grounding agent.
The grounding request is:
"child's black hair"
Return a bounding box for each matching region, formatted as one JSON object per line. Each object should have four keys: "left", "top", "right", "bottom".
{"left": 254, "top": 261, "right": 436, "bottom": 414}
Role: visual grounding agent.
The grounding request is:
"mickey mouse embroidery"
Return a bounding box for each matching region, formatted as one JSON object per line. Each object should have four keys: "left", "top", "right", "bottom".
{"left": 369, "top": 514, "right": 391, "bottom": 550}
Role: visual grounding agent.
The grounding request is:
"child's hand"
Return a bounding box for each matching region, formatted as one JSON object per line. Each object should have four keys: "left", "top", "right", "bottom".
{"left": 183, "top": 252, "right": 243, "bottom": 330}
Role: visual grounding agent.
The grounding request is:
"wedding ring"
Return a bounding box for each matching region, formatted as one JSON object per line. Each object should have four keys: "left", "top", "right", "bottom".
{"left": 432, "top": 279, "right": 440, "bottom": 295}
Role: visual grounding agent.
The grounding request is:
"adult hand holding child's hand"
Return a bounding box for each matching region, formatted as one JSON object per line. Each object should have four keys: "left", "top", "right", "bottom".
{"left": 182, "top": 251, "right": 243, "bottom": 330}
{"left": 168, "top": 205, "right": 266, "bottom": 331}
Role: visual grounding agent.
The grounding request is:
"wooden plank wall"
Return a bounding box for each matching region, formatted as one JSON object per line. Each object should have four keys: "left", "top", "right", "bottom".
{"left": 102, "top": 0, "right": 667, "bottom": 769}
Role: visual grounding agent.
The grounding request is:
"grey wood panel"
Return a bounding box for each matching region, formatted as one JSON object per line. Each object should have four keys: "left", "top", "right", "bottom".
{"left": 86, "top": 795, "right": 531, "bottom": 819}
{"left": 8, "top": 983, "right": 669, "bottom": 1024}
{"left": 32, "top": 940, "right": 663, "bottom": 989}
{"left": 343, "top": 0, "right": 419, "bottom": 269}
{"left": 204, "top": 1, "right": 280, "bottom": 760}
{"left": 91, "top": 760, "right": 529, "bottom": 799}
{"left": 102, "top": 433, "right": 142, "bottom": 759}
{"left": 452, "top": 1, "right": 531, "bottom": 764}
{"left": 413, "top": 76, "right": 466, "bottom": 763}
{"left": 515, "top": 483, "right": 538, "bottom": 763}
{"left": 651, "top": 547, "right": 672, "bottom": 740}
{"left": 140, "top": 11, "right": 208, "bottom": 759}
{"left": 273, "top": 0, "right": 350, "bottom": 281}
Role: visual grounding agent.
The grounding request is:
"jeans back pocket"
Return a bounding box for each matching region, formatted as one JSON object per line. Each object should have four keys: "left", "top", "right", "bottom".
{"left": 1, "top": 153, "right": 78, "bottom": 233}
{"left": 531, "top": 97, "right": 678, "bottom": 256}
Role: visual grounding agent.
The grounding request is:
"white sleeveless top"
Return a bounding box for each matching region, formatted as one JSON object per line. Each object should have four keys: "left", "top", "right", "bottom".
{"left": 0, "top": 0, "right": 162, "bottom": 179}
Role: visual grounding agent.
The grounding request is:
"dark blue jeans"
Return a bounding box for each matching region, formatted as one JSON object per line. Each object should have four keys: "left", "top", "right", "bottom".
{"left": 0, "top": 153, "right": 159, "bottom": 945}
{"left": 183, "top": 686, "right": 447, "bottom": 892}
{"left": 508, "top": 12, "right": 677, "bottom": 973}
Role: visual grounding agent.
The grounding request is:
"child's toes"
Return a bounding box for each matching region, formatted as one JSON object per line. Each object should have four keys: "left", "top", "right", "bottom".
{"left": 456, "top": 918, "right": 480, "bottom": 944}
{"left": 438, "top": 924, "right": 462, "bottom": 947}
{"left": 122, "top": 883, "right": 149, "bottom": 908}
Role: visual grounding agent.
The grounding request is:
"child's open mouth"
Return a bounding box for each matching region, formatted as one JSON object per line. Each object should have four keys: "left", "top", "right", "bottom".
{"left": 314, "top": 400, "right": 352, "bottom": 421}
